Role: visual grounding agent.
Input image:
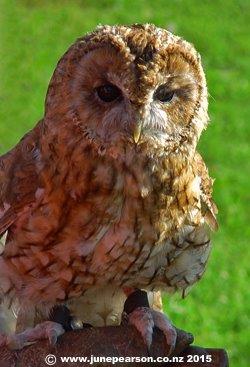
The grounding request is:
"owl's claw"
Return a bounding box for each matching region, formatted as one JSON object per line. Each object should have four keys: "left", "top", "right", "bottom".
{"left": 6, "top": 321, "right": 65, "bottom": 350}
{"left": 128, "top": 307, "right": 177, "bottom": 355}
{"left": 47, "top": 326, "right": 61, "bottom": 346}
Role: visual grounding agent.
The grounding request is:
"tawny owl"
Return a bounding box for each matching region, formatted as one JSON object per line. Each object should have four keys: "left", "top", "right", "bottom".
{"left": 0, "top": 24, "right": 217, "bottom": 351}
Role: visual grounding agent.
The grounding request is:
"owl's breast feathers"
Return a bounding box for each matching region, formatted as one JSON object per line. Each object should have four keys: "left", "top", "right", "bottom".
{"left": 0, "top": 130, "right": 217, "bottom": 305}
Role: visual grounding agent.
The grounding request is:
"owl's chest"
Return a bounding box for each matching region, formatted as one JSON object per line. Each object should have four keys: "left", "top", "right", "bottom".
{"left": 63, "top": 158, "right": 180, "bottom": 282}
{"left": 77, "top": 155, "right": 171, "bottom": 245}
{"left": 3, "top": 153, "right": 202, "bottom": 303}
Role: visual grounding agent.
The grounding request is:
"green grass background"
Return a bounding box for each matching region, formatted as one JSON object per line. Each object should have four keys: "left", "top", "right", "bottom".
{"left": 0, "top": 0, "right": 249, "bottom": 365}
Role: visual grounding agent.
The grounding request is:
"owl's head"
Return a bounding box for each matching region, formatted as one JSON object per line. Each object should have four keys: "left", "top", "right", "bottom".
{"left": 45, "top": 24, "right": 208, "bottom": 157}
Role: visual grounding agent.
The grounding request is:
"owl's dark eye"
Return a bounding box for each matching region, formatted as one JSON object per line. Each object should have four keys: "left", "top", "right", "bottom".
{"left": 154, "top": 85, "right": 175, "bottom": 103}
{"left": 96, "top": 84, "right": 122, "bottom": 103}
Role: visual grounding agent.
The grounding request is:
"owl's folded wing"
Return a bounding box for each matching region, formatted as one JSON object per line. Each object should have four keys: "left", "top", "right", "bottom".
{"left": 194, "top": 152, "right": 218, "bottom": 231}
{"left": 0, "top": 121, "right": 43, "bottom": 238}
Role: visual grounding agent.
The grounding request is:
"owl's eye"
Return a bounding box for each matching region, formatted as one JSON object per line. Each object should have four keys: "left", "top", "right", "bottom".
{"left": 154, "top": 85, "right": 175, "bottom": 103}
{"left": 96, "top": 84, "right": 122, "bottom": 103}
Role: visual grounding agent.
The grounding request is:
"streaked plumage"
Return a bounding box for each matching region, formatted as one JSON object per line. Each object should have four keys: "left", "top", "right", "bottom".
{"left": 0, "top": 24, "right": 217, "bottom": 343}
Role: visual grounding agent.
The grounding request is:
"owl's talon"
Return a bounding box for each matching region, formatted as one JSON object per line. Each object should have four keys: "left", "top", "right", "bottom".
{"left": 6, "top": 321, "right": 65, "bottom": 350}
{"left": 48, "top": 329, "right": 59, "bottom": 346}
{"left": 128, "top": 307, "right": 177, "bottom": 355}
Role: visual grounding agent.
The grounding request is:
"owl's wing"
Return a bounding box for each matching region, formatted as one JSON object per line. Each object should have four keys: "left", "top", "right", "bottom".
{"left": 194, "top": 152, "right": 218, "bottom": 231}
{"left": 0, "top": 121, "right": 43, "bottom": 238}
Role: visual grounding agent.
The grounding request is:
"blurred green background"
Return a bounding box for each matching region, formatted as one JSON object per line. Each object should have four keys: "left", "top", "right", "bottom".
{"left": 0, "top": 0, "right": 249, "bottom": 365}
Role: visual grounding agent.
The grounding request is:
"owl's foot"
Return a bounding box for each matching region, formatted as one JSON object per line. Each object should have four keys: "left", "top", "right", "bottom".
{"left": 6, "top": 321, "right": 65, "bottom": 350}
{"left": 123, "top": 289, "right": 176, "bottom": 355}
{"left": 129, "top": 307, "right": 177, "bottom": 354}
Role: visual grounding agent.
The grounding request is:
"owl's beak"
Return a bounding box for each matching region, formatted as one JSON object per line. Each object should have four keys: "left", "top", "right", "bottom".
{"left": 133, "top": 122, "right": 142, "bottom": 144}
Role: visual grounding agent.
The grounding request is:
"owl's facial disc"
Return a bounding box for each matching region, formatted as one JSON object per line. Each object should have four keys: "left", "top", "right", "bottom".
{"left": 45, "top": 25, "right": 208, "bottom": 154}
{"left": 132, "top": 86, "right": 176, "bottom": 144}
{"left": 134, "top": 73, "right": 200, "bottom": 145}
{"left": 69, "top": 43, "right": 205, "bottom": 149}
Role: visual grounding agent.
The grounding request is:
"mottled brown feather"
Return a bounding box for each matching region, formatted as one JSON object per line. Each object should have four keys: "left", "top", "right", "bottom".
{"left": 0, "top": 24, "right": 217, "bottom": 328}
